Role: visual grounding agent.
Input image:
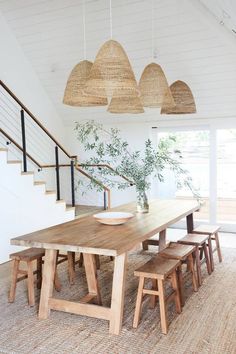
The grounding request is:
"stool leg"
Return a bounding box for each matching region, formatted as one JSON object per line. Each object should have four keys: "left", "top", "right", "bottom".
{"left": 133, "top": 276, "right": 145, "bottom": 328}
{"left": 171, "top": 271, "right": 182, "bottom": 314}
{"left": 158, "top": 279, "right": 168, "bottom": 335}
{"left": 8, "top": 259, "right": 20, "bottom": 303}
{"left": 27, "top": 261, "right": 35, "bottom": 306}
{"left": 36, "top": 258, "right": 43, "bottom": 289}
{"left": 150, "top": 279, "right": 158, "bottom": 309}
{"left": 207, "top": 237, "right": 214, "bottom": 272}
{"left": 67, "top": 251, "right": 75, "bottom": 285}
{"left": 79, "top": 253, "right": 84, "bottom": 268}
{"left": 142, "top": 241, "right": 148, "bottom": 251}
{"left": 215, "top": 232, "right": 222, "bottom": 262}
{"left": 95, "top": 255, "right": 100, "bottom": 270}
{"left": 195, "top": 248, "right": 202, "bottom": 286}
{"left": 203, "top": 243, "right": 211, "bottom": 275}
{"left": 54, "top": 270, "right": 61, "bottom": 292}
{"left": 177, "top": 265, "right": 185, "bottom": 307}
{"left": 188, "top": 254, "right": 198, "bottom": 292}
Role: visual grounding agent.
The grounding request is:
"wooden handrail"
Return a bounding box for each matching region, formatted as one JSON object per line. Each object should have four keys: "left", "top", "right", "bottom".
{"left": 78, "top": 163, "right": 135, "bottom": 185}
{"left": 75, "top": 166, "right": 110, "bottom": 192}
{"left": 42, "top": 163, "right": 110, "bottom": 191}
{"left": 0, "top": 128, "right": 42, "bottom": 168}
{"left": 0, "top": 80, "right": 76, "bottom": 160}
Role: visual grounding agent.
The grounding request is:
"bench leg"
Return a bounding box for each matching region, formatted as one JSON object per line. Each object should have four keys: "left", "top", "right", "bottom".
{"left": 203, "top": 243, "right": 211, "bottom": 275}
{"left": 177, "top": 265, "right": 185, "bottom": 307}
{"left": 150, "top": 279, "right": 158, "bottom": 309}
{"left": 158, "top": 279, "right": 168, "bottom": 334}
{"left": 8, "top": 259, "right": 20, "bottom": 303}
{"left": 195, "top": 248, "right": 202, "bottom": 286}
{"left": 37, "top": 258, "right": 43, "bottom": 289}
{"left": 188, "top": 254, "right": 198, "bottom": 292}
{"left": 133, "top": 276, "right": 145, "bottom": 328}
{"left": 215, "top": 232, "right": 222, "bottom": 262}
{"left": 208, "top": 237, "right": 214, "bottom": 272}
{"left": 171, "top": 271, "right": 182, "bottom": 314}
{"left": 27, "top": 260, "right": 35, "bottom": 306}
{"left": 142, "top": 241, "right": 149, "bottom": 250}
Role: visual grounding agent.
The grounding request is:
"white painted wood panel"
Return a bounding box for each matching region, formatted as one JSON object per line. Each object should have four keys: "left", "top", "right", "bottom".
{"left": 0, "top": 0, "right": 236, "bottom": 124}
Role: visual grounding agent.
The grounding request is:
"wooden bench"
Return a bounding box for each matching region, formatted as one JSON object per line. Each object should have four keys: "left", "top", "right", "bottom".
{"left": 9, "top": 248, "right": 78, "bottom": 305}
{"left": 133, "top": 255, "right": 181, "bottom": 334}
{"left": 9, "top": 248, "right": 45, "bottom": 306}
{"left": 160, "top": 242, "right": 198, "bottom": 305}
{"left": 193, "top": 224, "right": 222, "bottom": 268}
{"left": 178, "top": 234, "right": 212, "bottom": 286}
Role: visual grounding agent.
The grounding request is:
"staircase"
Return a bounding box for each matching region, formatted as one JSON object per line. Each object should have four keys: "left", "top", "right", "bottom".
{"left": 0, "top": 147, "right": 76, "bottom": 263}
{"left": 0, "top": 80, "right": 134, "bottom": 263}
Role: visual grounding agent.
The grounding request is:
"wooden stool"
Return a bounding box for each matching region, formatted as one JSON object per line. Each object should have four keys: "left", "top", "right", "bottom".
{"left": 193, "top": 225, "right": 222, "bottom": 269}
{"left": 133, "top": 255, "right": 181, "bottom": 334}
{"left": 160, "top": 242, "right": 198, "bottom": 305}
{"left": 9, "top": 248, "right": 45, "bottom": 306}
{"left": 178, "top": 234, "right": 212, "bottom": 286}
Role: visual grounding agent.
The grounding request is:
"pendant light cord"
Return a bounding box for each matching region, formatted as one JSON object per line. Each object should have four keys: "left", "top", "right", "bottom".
{"left": 83, "top": 0, "right": 87, "bottom": 59}
{"left": 151, "top": 0, "right": 154, "bottom": 60}
{"left": 109, "top": 0, "right": 113, "bottom": 39}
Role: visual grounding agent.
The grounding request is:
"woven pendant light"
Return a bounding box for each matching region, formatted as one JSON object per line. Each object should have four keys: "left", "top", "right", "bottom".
{"left": 139, "top": 63, "right": 174, "bottom": 108}
{"left": 108, "top": 94, "right": 144, "bottom": 114}
{"left": 63, "top": 60, "right": 107, "bottom": 106}
{"left": 161, "top": 80, "right": 196, "bottom": 114}
{"left": 85, "top": 40, "right": 139, "bottom": 98}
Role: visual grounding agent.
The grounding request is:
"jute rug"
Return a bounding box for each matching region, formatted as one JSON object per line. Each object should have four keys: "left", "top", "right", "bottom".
{"left": 0, "top": 247, "right": 236, "bottom": 354}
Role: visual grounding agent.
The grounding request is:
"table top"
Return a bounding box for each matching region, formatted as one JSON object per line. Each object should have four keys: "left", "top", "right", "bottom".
{"left": 11, "top": 199, "right": 199, "bottom": 256}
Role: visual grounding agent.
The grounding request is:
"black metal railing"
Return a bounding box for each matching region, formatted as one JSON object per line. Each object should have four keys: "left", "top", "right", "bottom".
{"left": 0, "top": 79, "right": 133, "bottom": 212}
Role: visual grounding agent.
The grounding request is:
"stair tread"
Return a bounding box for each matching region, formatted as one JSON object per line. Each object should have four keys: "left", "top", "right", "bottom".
{"left": 66, "top": 206, "right": 75, "bottom": 212}
{"left": 45, "top": 190, "right": 56, "bottom": 194}
{"left": 21, "top": 171, "right": 34, "bottom": 175}
{"left": 7, "top": 160, "right": 21, "bottom": 164}
{"left": 34, "top": 181, "right": 46, "bottom": 185}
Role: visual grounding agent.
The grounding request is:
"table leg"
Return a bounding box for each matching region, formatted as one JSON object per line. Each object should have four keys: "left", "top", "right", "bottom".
{"left": 159, "top": 230, "right": 167, "bottom": 251}
{"left": 83, "top": 254, "right": 102, "bottom": 305}
{"left": 38, "top": 249, "right": 57, "bottom": 319}
{"left": 109, "top": 253, "right": 127, "bottom": 335}
{"left": 186, "top": 213, "right": 194, "bottom": 233}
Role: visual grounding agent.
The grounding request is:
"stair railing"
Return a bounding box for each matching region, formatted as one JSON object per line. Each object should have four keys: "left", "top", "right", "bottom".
{"left": 0, "top": 79, "right": 132, "bottom": 211}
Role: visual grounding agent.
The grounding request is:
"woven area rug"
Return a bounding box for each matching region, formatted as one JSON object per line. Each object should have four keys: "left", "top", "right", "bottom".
{"left": 0, "top": 247, "right": 236, "bottom": 354}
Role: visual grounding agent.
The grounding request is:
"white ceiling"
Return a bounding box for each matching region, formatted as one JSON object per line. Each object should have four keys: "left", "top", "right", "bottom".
{"left": 1, "top": 0, "right": 236, "bottom": 124}
{"left": 200, "top": 0, "right": 236, "bottom": 34}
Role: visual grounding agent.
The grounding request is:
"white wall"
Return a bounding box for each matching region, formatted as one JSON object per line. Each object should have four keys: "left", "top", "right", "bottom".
{"left": 64, "top": 122, "right": 151, "bottom": 207}
{"left": 0, "top": 150, "right": 74, "bottom": 264}
{"left": 0, "top": 11, "right": 66, "bottom": 145}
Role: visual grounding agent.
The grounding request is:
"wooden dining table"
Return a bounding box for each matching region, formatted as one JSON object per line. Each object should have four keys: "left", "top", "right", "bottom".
{"left": 11, "top": 199, "right": 199, "bottom": 335}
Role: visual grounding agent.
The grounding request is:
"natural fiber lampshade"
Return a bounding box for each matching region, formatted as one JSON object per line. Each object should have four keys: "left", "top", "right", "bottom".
{"left": 139, "top": 63, "right": 174, "bottom": 108}
{"left": 108, "top": 94, "right": 144, "bottom": 114}
{"left": 161, "top": 80, "right": 196, "bottom": 114}
{"left": 63, "top": 60, "right": 107, "bottom": 106}
{"left": 85, "top": 40, "right": 139, "bottom": 98}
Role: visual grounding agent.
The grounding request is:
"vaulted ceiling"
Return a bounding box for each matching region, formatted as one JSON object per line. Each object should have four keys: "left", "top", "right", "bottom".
{"left": 200, "top": 0, "right": 236, "bottom": 35}
{"left": 0, "top": 0, "right": 236, "bottom": 124}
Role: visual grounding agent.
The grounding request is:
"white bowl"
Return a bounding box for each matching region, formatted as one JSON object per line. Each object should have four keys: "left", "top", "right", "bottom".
{"left": 93, "top": 212, "right": 134, "bottom": 225}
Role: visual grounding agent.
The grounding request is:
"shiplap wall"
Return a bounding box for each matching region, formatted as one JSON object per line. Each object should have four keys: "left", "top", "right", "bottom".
{"left": 0, "top": 0, "right": 236, "bottom": 125}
